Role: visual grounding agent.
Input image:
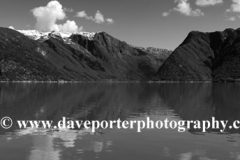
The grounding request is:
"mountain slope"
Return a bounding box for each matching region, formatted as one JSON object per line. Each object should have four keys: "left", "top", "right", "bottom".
{"left": 155, "top": 28, "right": 240, "bottom": 81}
{"left": 70, "top": 32, "right": 171, "bottom": 80}
{"left": 0, "top": 27, "right": 171, "bottom": 81}
{"left": 0, "top": 28, "right": 64, "bottom": 81}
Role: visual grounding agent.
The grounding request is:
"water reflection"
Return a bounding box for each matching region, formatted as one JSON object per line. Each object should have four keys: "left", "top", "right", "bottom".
{"left": 0, "top": 83, "right": 240, "bottom": 160}
{"left": 29, "top": 135, "right": 60, "bottom": 160}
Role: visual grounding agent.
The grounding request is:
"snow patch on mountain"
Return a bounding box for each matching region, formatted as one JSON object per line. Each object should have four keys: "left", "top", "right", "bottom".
{"left": 74, "top": 32, "right": 96, "bottom": 40}
{"left": 18, "top": 30, "right": 47, "bottom": 40}
{"left": 17, "top": 30, "right": 96, "bottom": 42}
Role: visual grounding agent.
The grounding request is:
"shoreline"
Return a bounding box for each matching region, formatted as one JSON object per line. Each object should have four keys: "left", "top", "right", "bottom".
{"left": 0, "top": 80, "right": 238, "bottom": 83}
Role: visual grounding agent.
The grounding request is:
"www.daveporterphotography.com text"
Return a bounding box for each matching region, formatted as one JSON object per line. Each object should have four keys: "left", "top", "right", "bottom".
{"left": 1, "top": 116, "right": 239, "bottom": 133}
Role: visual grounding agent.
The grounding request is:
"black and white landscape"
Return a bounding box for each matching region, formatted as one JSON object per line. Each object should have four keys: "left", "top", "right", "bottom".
{"left": 2, "top": 27, "right": 240, "bottom": 82}
{"left": 1, "top": 0, "right": 240, "bottom": 160}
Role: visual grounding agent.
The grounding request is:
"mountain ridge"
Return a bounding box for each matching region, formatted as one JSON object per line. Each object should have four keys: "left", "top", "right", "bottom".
{"left": 0, "top": 27, "right": 171, "bottom": 81}
{"left": 155, "top": 28, "right": 240, "bottom": 82}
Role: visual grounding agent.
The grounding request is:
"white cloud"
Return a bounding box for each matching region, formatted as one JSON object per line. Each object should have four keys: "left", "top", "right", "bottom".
{"left": 52, "top": 20, "right": 83, "bottom": 32}
{"left": 8, "top": 26, "right": 15, "bottom": 30}
{"left": 162, "top": 12, "right": 170, "bottom": 17}
{"left": 196, "top": 0, "right": 223, "bottom": 7}
{"left": 226, "top": 0, "right": 240, "bottom": 12}
{"left": 31, "top": 0, "right": 66, "bottom": 31}
{"left": 31, "top": 0, "right": 82, "bottom": 32}
{"left": 95, "top": 11, "right": 105, "bottom": 23}
{"left": 174, "top": 0, "right": 204, "bottom": 16}
{"left": 76, "top": 11, "right": 88, "bottom": 18}
{"left": 76, "top": 10, "right": 114, "bottom": 24}
{"left": 106, "top": 18, "right": 114, "bottom": 24}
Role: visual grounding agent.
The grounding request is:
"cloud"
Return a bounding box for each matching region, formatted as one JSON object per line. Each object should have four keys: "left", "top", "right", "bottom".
{"left": 95, "top": 11, "right": 105, "bottom": 23}
{"left": 54, "top": 20, "right": 82, "bottom": 32}
{"left": 196, "top": 0, "right": 223, "bottom": 7}
{"left": 226, "top": 0, "right": 240, "bottom": 12}
{"left": 173, "top": 0, "right": 204, "bottom": 16}
{"left": 106, "top": 18, "right": 114, "bottom": 24}
{"left": 76, "top": 11, "right": 88, "bottom": 18}
{"left": 31, "top": 0, "right": 82, "bottom": 32}
{"left": 162, "top": 12, "right": 170, "bottom": 17}
{"left": 76, "top": 10, "right": 114, "bottom": 24}
{"left": 8, "top": 26, "right": 15, "bottom": 30}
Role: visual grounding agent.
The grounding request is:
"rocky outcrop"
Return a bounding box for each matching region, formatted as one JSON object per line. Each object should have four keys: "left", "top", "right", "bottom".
{"left": 0, "top": 27, "right": 171, "bottom": 81}
{"left": 155, "top": 28, "right": 240, "bottom": 81}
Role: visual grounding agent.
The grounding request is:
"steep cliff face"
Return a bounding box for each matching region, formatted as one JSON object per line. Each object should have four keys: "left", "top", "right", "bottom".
{"left": 0, "top": 27, "right": 171, "bottom": 81}
{"left": 156, "top": 28, "right": 240, "bottom": 81}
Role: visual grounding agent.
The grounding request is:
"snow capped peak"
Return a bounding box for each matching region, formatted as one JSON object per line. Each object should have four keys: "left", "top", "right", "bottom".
{"left": 17, "top": 30, "right": 64, "bottom": 40}
{"left": 18, "top": 30, "right": 97, "bottom": 41}
{"left": 18, "top": 30, "right": 45, "bottom": 40}
{"left": 18, "top": 30, "right": 40, "bottom": 35}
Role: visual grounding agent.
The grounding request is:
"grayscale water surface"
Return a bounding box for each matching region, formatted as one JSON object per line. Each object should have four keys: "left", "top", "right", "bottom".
{"left": 0, "top": 83, "right": 240, "bottom": 160}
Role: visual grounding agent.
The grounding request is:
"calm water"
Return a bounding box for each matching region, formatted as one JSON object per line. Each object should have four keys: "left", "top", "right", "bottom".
{"left": 1, "top": 83, "right": 240, "bottom": 160}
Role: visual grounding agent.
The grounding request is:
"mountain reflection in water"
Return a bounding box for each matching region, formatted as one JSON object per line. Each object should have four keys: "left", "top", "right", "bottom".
{"left": 0, "top": 83, "right": 240, "bottom": 160}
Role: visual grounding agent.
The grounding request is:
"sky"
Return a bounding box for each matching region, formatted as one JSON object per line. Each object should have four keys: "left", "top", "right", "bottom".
{"left": 1, "top": 0, "right": 240, "bottom": 50}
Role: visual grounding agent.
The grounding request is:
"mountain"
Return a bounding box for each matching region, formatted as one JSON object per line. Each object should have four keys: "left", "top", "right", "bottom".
{"left": 0, "top": 27, "right": 171, "bottom": 81}
{"left": 155, "top": 28, "right": 240, "bottom": 82}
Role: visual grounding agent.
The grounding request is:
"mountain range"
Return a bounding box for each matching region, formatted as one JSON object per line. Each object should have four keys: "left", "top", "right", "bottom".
{"left": 1, "top": 27, "right": 240, "bottom": 82}
{"left": 0, "top": 27, "right": 171, "bottom": 81}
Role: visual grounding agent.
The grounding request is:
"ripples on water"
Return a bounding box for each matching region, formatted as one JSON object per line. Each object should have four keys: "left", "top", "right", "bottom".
{"left": 1, "top": 83, "right": 240, "bottom": 160}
